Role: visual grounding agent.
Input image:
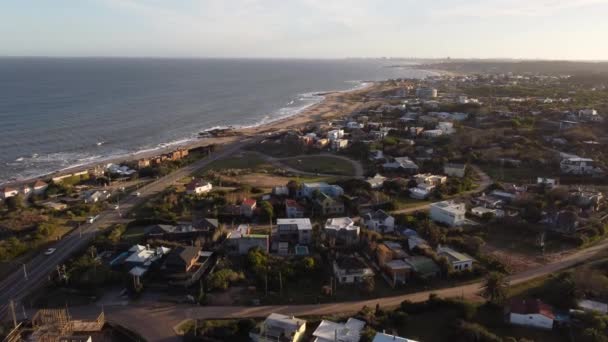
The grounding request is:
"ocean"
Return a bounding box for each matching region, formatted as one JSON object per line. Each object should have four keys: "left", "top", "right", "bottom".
{"left": 0, "top": 58, "right": 432, "bottom": 184}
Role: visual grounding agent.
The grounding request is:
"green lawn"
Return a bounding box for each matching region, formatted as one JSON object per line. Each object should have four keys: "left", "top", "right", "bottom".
{"left": 201, "top": 152, "right": 272, "bottom": 172}
{"left": 280, "top": 156, "right": 356, "bottom": 176}
{"left": 480, "top": 164, "right": 559, "bottom": 184}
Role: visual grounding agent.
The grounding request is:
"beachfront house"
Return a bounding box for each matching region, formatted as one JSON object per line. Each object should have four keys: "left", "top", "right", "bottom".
{"left": 1, "top": 187, "right": 19, "bottom": 200}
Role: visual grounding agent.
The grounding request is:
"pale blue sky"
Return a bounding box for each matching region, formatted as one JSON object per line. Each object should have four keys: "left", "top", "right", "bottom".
{"left": 1, "top": 0, "right": 608, "bottom": 59}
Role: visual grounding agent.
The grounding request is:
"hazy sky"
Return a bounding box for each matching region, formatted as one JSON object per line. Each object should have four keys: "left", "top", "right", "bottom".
{"left": 2, "top": 0, "right": 608, "bottom": 59}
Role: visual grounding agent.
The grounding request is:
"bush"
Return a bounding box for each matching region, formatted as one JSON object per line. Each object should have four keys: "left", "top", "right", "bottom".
{"left": 208, "top": 269, "right": 245, "bottom": 291}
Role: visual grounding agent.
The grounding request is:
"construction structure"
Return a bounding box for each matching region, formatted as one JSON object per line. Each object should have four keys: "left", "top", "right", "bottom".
{"left": 2, "top": 308, "right": 104, "bottom": 342}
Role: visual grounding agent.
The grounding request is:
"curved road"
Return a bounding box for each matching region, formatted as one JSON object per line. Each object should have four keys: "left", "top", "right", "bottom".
{"left": 68, "top": 236, "right": 608, "bottom": 342}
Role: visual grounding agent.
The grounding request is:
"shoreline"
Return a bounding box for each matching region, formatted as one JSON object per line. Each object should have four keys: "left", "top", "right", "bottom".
{"left": 0, "top": 80, "right": 381, "bottom": 188}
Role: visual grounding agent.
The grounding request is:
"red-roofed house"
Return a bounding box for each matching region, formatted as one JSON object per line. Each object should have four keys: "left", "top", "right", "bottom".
{"left": 240, "top": 198, "right": 257, "bottom": 217}
{"left": 285, "top": 199, "right": 305, "bottom": 218}
{"left": 33, "top": 180, "right": 48, "bottom": 195}
{"left": 508, "top": 298, "right": 555, "bottom": 330}
{"left": 1, "top": 187, "right": 19, "bottom": 200}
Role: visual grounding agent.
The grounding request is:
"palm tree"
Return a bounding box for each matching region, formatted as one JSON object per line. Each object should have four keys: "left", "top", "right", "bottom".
{"left": 480, "top": 272, "right": 510, "bottom": 305}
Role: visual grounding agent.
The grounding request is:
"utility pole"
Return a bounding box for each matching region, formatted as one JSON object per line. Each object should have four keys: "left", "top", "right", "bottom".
{"left": 9, "top": 300, "right": 17, "bottom": 328}
{"left": 22, "top": 263, "right": 28, "bottom": 281}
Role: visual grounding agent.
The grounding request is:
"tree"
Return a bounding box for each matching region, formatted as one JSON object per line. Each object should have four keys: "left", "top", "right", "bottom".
{"left": 582, "top": 328, "right": 608, "bottom": 342}
{"left": 480, "top": 272, "right": 509, "bottom": 305}
{"left": 360, "top": 277, "right": 375, "bottom": 295}
{"left": 259, "top": 201, "right": 274, "bottom": 221}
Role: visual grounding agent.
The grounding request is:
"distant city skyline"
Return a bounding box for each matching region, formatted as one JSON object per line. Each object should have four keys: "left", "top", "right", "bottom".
{"left": 2, "top": 0, "right": 608, "bottom": 60}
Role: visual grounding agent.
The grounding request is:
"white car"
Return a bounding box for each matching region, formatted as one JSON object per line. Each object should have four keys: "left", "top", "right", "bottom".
{"left": 44, "top": 248, "right": 56, "bottom": 256}
{"left": 134, "top": 192, "right": 141, "bottom": 197}
{"left": 114, "top": 205, "right": 120, "bottom": 210}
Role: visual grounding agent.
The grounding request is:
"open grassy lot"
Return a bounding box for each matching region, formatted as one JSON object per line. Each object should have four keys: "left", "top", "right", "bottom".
{"left": 480, "top": 164, "right": 559, "bottom": 184}
{"left": 201, "top": 152, "right": 273, "bottom": 172}
{"left": 280, "top": 156, "right": 356, "bottom": 176}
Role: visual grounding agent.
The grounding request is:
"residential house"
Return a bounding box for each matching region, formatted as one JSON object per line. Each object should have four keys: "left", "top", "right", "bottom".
{"left": 409, "top": 187, "right": 431, "bottom": 200}
{"left": 383, "top": 157, "right": 419, "bottom": 174}
{"left": 315, "top": 138, "right": 330, "bottom": 149}
{"left": 471, "top": 206, "right": 504, "bottom": 218}
{"left": 146, "top": 219, "right": 219, "bottom": 241}
{"left": 333, "top": 255, "right": 374, "bottom": 284}
{"left": 163, "top": 246, "right": 201, "bottom": 273}
{"left": 32, "top": 180, "right": 48, "bottom": 195}
{"left": 324, "top": 217, "right": 360, "bottom": 246}
{"left": 315, "top": 192, "right": 345, "bottom": 216}
{"left": 312, "top": 318, "right": 366, "bottom": 342}
{"left": 250, "top": 313, "right": 307, "bottom": 342}
{"left": 537, "top": 177, "right": 557, "bottom": 188}
{"left": 276, "top": 218, "right": 313, "bottom": 245}
{"left": 560, "top": 157, "right": 603, "bottom": 175}
{"left": 227, "top": 225, "right": 269, "bottom": 255}
{"left": 578, "top": 299, "right": 608, "bottom": 314}
{"left": 437, "top": 122, "right": 455, "bottom": 134}
{"left": 444, "top": 163, "right": 466, "bottom": 178}
{"left": 123, "top": 244, "right": 171, "bottom": 271}
{"left": 273, "top": 186, "right": 290, "bottom": 196}
{"left": 508, "top": 298, "right": 555, "bottom": 330}
{"left": 384, "top": 259, "right": 412, "bottom": 287}
{"left": 1, "top": 187, "right": 19, "bottom": 200}
{"left": 240, "top": 198, "right": 257, "bottom": 217}
{"left": 429, "top": 200, "right": 466, "bottom": 227}
{"left": 366, "top": 174, "right": 387, "bottom": 189}
{"left": 571, "top": 189, "right": 604, "bottom": 212}
{"left": 414, "top": 173, "right": 447, "bottom": 186}
{"left": 372, "top": 332, "right": 419, "bottom": 342}
{"left": 331, "top": 139, "right": 349, "bottom": 150}
{"left": 363, "top": 210, "right": 395, "bottom": 233}
{"left": 416, "top": 87, "right": 437, "bottom": 99}
{"left": 544, "top": 210, "right": 579, "bottom": 234}
{"left": 437, "top": 245, "right": 474, "bottom": 271}
{"left": 83, "top": 190, "right": 110, "bottom": 204}
{"left": 186, "top": 180, "right": 212, "bottom": 195}
{"left": 404, "top": 256, "right": 440, "bottom": 279}
{"left": 327, "top": 129, "right": 345, "bottom": 141}
{"left": 472, "top": 193, "right": 504, "bottom": 209}
{"left": 285, "top": 199, "right": 306, "bottom": 218}
{"left": 407, "top": 235, "right": 430, "bottom": 252}
{"left": 299, "top": 182, "right": 344, "bottom": 199}
{"left": 421, "top": 129, "right": 443, "bottom": 138}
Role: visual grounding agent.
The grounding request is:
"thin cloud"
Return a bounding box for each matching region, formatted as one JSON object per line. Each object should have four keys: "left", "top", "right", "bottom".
{"left": 436, "top": 0, "right": 608, "bottom": 17}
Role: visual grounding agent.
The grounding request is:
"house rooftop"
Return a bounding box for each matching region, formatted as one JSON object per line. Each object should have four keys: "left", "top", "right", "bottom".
{"left": 510, "top": 298, "right": 555, "bottom": 319}
{"left": 437, "top": 246, "right": 474, "bottom": 263}
{"left": 373, "top": 332, "right": 419, "bottom": 342}
{"left": 313, "top": 318, "right": 365, "bottom": 342}
{"left": 265, "top": 313, "right": 306, "bottom": 332}
{"left": 277, "top": 218, "right": 312, "bottom": 231}
{"left": 325, "top": 217, "right": 358, "bottom": 231}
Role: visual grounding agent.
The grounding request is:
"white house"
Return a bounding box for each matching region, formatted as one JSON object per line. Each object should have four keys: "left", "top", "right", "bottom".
{"left": 537, "top": 177, "right": 557, "bottom": 188}
{"left": 327, "top": 129, "right": 345, "bottom": 141}
{"left": 333, "top": 256, "right": 374, "bottom": 284}
{"left": 83, "top": 190, "right": 111, "bottom": 204}
{"left": 250, "top": 313, "right": 307, "bottom": 342}
{"left": 346, "top": 121, "right": 363, "bottom": 129}
{"left": 509, "top": 298, "right": 555, "bottom": 330}
{"left": 444, "top": 163, "right": 466, "bottom": 178}
{"left": 363, "top": 210, "right": 395, "bottom": 233}
{"left": 372, "top": 332, "right": 419, "bottom": 342}
{"left": 429, "top": 200, "right": 466, "bottom": 227}
{"left": 1, "top": 187, "right": 19, "bottom": 200}
{"left": 312, "top": 318, "right": 365, "bottom": 342}
{"left": 366, "top": 174, "right": 387, "bottom": 189}
{"left": 560, "top": 157, "right": 603, "bottom": 175}
{"left": 578, "top": 299, "right": 608, "bottom": 314}
{"left": 414, "top": 173, "right": 446, "bottom": 186}
{"left": 331, "top": 139, "right": 349, "bottom": 151}
{"left": 421, "top": 129, "right": 443, "bottom": 138}
{"left": 437, "top": 122, "right": 455, "bottom": 134}
{"left": 299, "top": 182, "right": 344, "bottom": 199}
{"left": 437, "top": 245, "right": 474, "bottom": 271}
{"left": 324, "top": 217, "right": 360, "bottom": 245}
{"left": 186, "top": 180, "right": 212, "bottom": 195}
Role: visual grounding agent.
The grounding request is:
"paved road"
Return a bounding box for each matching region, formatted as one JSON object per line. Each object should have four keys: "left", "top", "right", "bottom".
{"left": 0, "top": 137, "right": 255, "bottom": 321}
{"left": 68, "top": 236, "right": 608, "bottom": 342}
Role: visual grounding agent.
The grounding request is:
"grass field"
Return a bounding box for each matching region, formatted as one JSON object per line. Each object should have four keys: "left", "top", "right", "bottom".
{"left": 280, "top": 156, "right": 356, "bottom": 176}
{"left": 202, "top": 152, "right": 272, "bottom": 172}
{"left": 480, "top": 164, "right": 559, "bottom": 184}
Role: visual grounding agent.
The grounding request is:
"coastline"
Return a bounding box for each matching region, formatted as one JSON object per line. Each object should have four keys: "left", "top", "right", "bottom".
{"left": 0, "top": 80, "right": 381, "bottom": 188}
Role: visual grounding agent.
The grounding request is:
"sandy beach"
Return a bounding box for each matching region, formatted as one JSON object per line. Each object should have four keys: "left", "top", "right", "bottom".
{"left": 1, "top": 81, "right": 394, "bottom": 188}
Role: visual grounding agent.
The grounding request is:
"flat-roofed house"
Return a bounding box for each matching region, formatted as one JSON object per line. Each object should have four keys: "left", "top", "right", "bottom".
{"left": 276, "top": 218, "right": 312, "bottom": 245}
{"left": 333, "top": 255, "right": 374, "bottom": 284}
{"left": 437, "top": 245, "right": 474, "bottom": 271}
{"left": 312, "top": 318, "right": 365, "bottom": 342}
{"left": 324, "top": 217, "right": 360, "bottom": 246}
{"left": 508, "top": 298, "right": 555, "bottom": 330}
{"left": 250, "top": 313, "right": 307, "bottom": 342}
{"left": 429, "top": 200, "right": 466, "bottom": 227}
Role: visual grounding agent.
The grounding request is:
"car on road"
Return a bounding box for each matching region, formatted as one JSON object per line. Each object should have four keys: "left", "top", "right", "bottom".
{"left": 44, "top": 248, "right": 56, "bottom": 255}
{"left": 113, "top": 205, "right": 120, "bottom": 210}
{"left": 134, "top": 192, "right": 141, "bottom": 197}
{"left": 88, "top": 215, "right": 99, "bottom": 224}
